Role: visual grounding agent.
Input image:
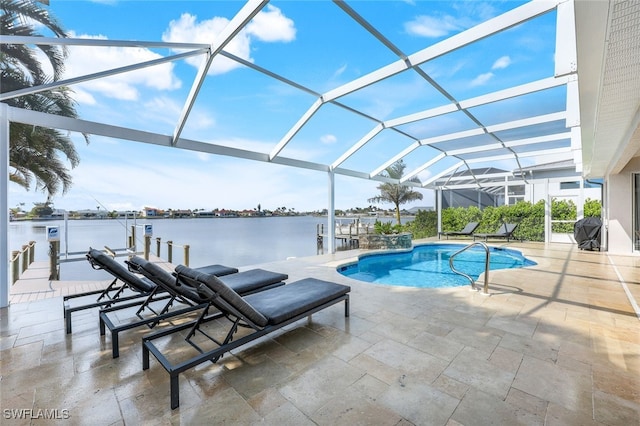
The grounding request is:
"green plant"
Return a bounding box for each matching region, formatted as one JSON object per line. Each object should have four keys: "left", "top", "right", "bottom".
{"left": 373, "top": 220, "right": 403, "bottom": 234}
{"left": 403, "top": 198, "right": 601, "bottom": 243}
{"left": 551, "top": 198, "right": 577, "bottom": 233}
{"left": 584, "top": 198, "right": 602, "bottom": 218}
{"left": 441, "top": 206, "right": 482, "bottom": 233}
{"left": 368, "top": 160, "right": 423, "bottom": 225}
{"left": 404, "top": 209, "right": 437, "bottom": 239}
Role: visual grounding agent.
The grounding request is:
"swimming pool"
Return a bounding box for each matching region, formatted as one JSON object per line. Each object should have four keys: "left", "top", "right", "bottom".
{"left": 338, "top": 243, "right": 536, "bottom": 288}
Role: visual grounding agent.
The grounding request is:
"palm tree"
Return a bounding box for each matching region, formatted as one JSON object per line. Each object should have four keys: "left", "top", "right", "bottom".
{"left": 1, "top": 0, "right": 87, "bottom": 196}
{"left": 368, "top": 160, "right": 423, "bottom": 225}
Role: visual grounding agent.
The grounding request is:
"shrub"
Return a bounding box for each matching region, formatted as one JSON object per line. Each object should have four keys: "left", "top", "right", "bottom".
{"left": 584, "top": 198, "right": 602, "bottom": 218}
{"left": 403, "top": 198, "right": 602, "bottom": 243}
{"left": 404, "top": 209, "right": 437, "bottom": 239}
{"left": 374, "top": 220, "right": 403, "bottom": 234}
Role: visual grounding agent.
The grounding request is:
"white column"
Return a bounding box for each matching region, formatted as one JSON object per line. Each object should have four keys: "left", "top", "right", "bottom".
{"left": 578, "top": 179, "right": 584, "bottom": 220}
{"left": 544, "top": 179, "right": 551, "bottom": 244}
{"left": 504, "top": 177, "right": 509, "bottom": 206}
{"left": 437, "top": 188, "right": 442, "bottom": 236}
{"left": 327, "top": 171, "right": 336, "bottom": 253}
{"left": 1, "top": 103, "right": 10, "bottom": 307}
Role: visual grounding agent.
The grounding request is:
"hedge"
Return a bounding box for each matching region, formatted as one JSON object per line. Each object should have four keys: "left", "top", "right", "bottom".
{"left": 404, "top": 199, "right": 601, "bottom": 242}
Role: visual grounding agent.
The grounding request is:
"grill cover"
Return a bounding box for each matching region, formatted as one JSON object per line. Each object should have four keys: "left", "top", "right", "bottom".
{"left": 573, "top": 217, "right": 602, "bottom": 251}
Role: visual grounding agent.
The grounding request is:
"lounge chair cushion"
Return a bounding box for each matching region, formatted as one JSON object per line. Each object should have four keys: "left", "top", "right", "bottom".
{"left": 175, "top": 264, "right": 286, "bottom": 296}
{"left": 215, "top": 268, "right": 288, "bottom": 293}
{"left": 187, "top": 269, "right": 269, "bottom": 327}
{"left": 194, "top": 264, "right": 239, "bottom": 277}
{"left": 88, "top": 249, "right": 156, "bottom": 293}
{"left": 445, "top": 222, "right": 479, "bottom": 235}
{"left": 473, "top": 223, "right": 518, "bottom": 241}
{"left": 130, "top": 256, "right": 205, "bottom": 303}
{"left": 244, "top": 278, "right": 351, "bottom": 325}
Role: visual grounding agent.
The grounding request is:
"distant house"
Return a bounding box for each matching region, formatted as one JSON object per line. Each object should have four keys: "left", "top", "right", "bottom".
{"left": 215, "top": 209, "right": 237, "bottom": 218}
{"left": 171, "top": 209, "right": 192, "bottom": 218}
{"left": 194, "top": 210, "right": 215, "bottom": 218}
{"left": 115, "top": 210, "right": 139, "bottom": 218}
{"left": 51, "top": 209, "right": 66, "bottom": 219}
{"left": 406, "top": 206, "right": 434, "bottom": 214}
{"left": 143, "top": 207, "right": 162, "bottom": 217}
{"left": 76, "top": 209, "right": 108, "bottom": 218}
{"left": 435, "top": 163, "right": 601, "bottom": 210}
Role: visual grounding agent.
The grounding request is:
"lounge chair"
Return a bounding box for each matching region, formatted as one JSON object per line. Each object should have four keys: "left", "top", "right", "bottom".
{"left": 63, "top": 248, "right": 163, "bottom": 333}
{"left": 439, "top": 221, "right": 480, "bottom": 239}
{"left": 99, "top": 256, "right": 287, "bottom": 358}
{"left": 65, "top": 248, "right": 240, "bottom": 334}
{"left": 473, "top": 223, "right": 519, "bottom": 242}
{"left": 142, "top": 264, "right": 351, "bottom": 409}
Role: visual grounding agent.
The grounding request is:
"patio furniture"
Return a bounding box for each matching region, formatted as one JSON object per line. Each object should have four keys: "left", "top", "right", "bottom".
{"left": 65, "top": 249, "right": 241, "bottom": 334}
{"left": 142, "top": 264, "right": 351, "bottom": 409}
{"left": 439, "top": 221, "right": 480, "bottom": 239}
{"left": 473, "top": 223, "right": 519, "bottom": 242}
{"left": 63, "top": 248, "right": 165, "bottom": 333}
{"left": 99, "top": 256, "right": 288, "bottom": 358}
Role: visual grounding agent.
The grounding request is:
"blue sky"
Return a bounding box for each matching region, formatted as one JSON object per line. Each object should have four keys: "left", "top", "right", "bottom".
{"left": 8, "top": 0, "right": 565, "bottom": 213}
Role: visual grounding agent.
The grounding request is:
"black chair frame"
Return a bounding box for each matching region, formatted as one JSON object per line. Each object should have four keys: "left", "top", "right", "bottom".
{"left": 141, "top": 270, "right": 350, "bottom": 409}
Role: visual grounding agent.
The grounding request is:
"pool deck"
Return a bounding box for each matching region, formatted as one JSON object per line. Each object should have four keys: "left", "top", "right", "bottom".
{"left": 1, "top": 240, "right": 639, "bottom": 424}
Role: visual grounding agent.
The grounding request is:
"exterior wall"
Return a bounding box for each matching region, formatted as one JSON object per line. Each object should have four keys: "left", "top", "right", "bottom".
{"left": 607, "top": 157, "right": 640, "bottom": 254}
{"left": 525, "top": 179, "right": 601, "bottom": 208}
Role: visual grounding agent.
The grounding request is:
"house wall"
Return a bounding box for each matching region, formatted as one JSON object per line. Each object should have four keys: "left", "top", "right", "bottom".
{"left": 607, "top": 157, "right": 640, "bottom": 254}
{"left": 525, "top": 179, "right": 601, "bottom": 208}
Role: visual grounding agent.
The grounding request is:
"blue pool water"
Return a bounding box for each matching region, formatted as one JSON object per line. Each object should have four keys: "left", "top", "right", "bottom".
{"left": 338, "top": 243, "right": 537, "bottom": 288}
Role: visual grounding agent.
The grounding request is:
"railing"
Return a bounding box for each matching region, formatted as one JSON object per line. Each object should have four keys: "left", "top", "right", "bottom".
{"left": 45, "top": 235, "right": 191, "bottom": 281}
{"left": 161, "top": 239, "right": 190, "bottom": 267}
{"left": 10, "top": 241, "right": 36, "bottom": 285}
{"left": 448, "top": 241, "right": 491, "bottom": 295}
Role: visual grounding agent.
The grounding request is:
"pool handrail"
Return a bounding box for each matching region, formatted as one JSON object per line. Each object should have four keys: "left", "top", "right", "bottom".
{"left": 448, "top": 241, "right": 491, "bottom": 295}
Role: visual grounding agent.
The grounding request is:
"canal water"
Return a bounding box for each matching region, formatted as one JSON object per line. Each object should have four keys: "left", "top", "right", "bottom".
{"left": 8, "top": 216, "right": 385, "bottom": 280}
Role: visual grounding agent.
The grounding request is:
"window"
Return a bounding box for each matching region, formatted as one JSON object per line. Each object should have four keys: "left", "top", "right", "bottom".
{"left": 507, "top": 185, "right": 524, "bottom": 205}
{"left": 560, "top": 181, "right": 580, "bottom": 190}
{"left": 508, "top": 185, "right": 525, "bottom": 196}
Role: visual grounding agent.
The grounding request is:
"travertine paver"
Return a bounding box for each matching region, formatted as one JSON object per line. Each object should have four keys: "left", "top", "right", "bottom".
{"left": 1, "top": 241, "right": 639, "bottom": 425}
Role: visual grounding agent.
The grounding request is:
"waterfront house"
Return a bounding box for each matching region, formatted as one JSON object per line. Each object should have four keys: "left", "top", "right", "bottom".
{"left": 1, "top": 0, "right": 638, "bottom": 288}
{"left": 1, "top": 1, "right": 639, "bottom": 423}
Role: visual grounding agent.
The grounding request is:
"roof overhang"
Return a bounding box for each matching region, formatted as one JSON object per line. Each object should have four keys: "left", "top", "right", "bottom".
{"left": 575, "top": 0, "right": 640, "bottom": 177}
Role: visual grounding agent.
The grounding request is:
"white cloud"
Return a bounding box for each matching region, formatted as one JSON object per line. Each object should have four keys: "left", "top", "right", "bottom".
{"left": 141, "top": 96, "right": 215, "bottom": 130}
{"left": 246, "top": 5, "right": 296, "bottom": 42}
{"left": 195, "top": 152, "right": 211, "bottom": 161}
{"left": 64, "top": 32, "right": 181, "bottom": 101}
{"left": 404, "top": 15, "right": 463, "bottom": 38}
{"left": 470, "top": 72, "right": 494, "bottom": 87}
{"left": 333, "top": 64, "right": 348, "bottom": 79}
{"left": 163, "top": 5, "right": 295, "bottom": 75}
{"left": 320, "top": 134, "right": 337, "bottom": 144}
{"left": 492, "top": 56, "right": 511, "bottom": 70}
{"left": 163, "top": 13, "right": 248, "bottom": 74}
{"left": 70, "top": 87, "right": 97, "bottom": 105}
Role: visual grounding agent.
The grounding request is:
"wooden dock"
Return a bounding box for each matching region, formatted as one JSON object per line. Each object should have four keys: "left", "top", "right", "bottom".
{"left": 8, "top": 255, "right": 170, "bottom": 304}
{"left": 316, "top": 222, "right": 360, "bottom": 249}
